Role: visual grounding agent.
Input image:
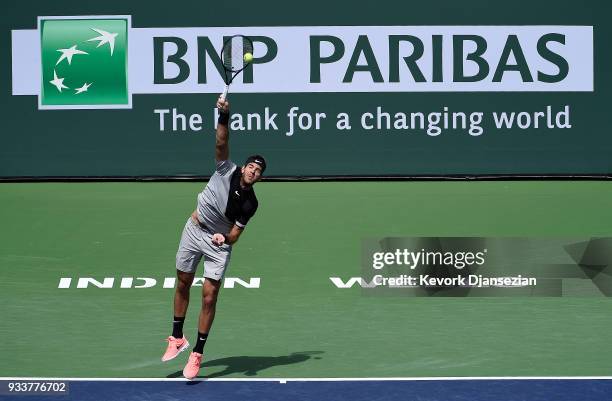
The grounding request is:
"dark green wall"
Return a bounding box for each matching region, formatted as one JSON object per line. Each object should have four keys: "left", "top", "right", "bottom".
{"left": 2, "top": 0, "right": 610, "bottom": 177}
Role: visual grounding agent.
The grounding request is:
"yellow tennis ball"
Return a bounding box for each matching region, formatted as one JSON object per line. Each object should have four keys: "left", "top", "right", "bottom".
{"left": 243, "top": 52, "right": 253, "bottom": 63}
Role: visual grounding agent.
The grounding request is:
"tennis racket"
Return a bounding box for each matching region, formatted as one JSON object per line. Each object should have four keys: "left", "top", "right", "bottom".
{"left": 220, "top": 35, "right": 254, "bottom": 101}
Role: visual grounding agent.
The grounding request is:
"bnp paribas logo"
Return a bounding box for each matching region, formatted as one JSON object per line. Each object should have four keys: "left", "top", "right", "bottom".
{"left": 39, "top": 16, "right": 131, "bottom": 109}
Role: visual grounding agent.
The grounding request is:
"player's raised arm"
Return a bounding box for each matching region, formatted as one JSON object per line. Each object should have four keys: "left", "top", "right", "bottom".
{"left": 215, "top": 96, "right": 230, "bottom": 162}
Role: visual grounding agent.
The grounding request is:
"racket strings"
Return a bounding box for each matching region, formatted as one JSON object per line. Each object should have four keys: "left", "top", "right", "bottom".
{"left": 220, "top": 35, "right": 254, "bottom": 88}
{"left": 231, "top": 38, "right": 244, "bottom": 71}
{"left": 222, "top": 36, "right": 254, "bottom": 72}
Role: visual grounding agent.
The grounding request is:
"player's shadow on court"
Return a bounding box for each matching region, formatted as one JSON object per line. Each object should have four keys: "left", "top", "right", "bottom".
{"left": 167, "top": 351, "right": 324, "bottom": 379}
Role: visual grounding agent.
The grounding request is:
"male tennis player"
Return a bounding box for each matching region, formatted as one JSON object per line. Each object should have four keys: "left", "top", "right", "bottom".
{"left": 161, "top": 95, "right": 266, "bottom": 380}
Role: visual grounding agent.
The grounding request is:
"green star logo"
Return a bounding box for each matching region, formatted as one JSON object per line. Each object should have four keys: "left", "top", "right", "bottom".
{"left": 39, "top": 17, "right": 130, "bottom": 109}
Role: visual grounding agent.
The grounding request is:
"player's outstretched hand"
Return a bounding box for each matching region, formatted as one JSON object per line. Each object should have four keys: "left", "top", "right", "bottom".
{"left": 216, "top": 96, "right": 230, "bottom": 114}
{"left": 212, "top": 233, "right": 226, "bottom": 246}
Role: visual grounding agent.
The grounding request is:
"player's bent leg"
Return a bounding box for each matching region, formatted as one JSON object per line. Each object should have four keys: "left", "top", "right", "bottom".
{"left": 164, "top": 222, "right": 202, "bottom": 363}
{"left": 162, "top": 270, "right": 195, "bottom": 362}
{"left": 183, "top": 278, "right": 222, "bottom": 379}
{"left": 182, "top": 233, "right": 229, "bottom": 378}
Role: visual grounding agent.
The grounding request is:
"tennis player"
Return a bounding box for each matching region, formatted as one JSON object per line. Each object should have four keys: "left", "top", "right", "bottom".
{"left": 161, "top": 95, "right": 266, "bottom": 380}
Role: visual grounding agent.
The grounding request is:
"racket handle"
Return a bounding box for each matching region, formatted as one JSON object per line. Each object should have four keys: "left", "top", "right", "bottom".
{"left": 221, "top": 84, "right": 229, "bottom": 101}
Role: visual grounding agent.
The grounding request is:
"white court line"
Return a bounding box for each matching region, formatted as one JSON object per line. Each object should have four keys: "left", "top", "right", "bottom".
{"left": 2, "top": 377, "right": 612, "bottom": 382}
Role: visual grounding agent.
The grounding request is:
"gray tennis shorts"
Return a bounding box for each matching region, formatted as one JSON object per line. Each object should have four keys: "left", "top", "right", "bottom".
{"left": 175, "top": 217, "right": 232, "bottom": 280}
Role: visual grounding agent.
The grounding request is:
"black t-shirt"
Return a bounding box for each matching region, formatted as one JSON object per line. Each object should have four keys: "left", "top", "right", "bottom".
{"left": 225, "top": 166, "right": 258, "bottom": 228}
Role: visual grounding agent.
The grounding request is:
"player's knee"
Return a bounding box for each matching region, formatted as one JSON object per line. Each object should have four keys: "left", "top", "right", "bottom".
{"left": 202, "top": 293, "right": 218, "bottom": 309}
{"left": 177, "top": 280, "right": 191, "bottom": 294}
{"left": 176, "top": 275, "right": 193, "bottom": 293}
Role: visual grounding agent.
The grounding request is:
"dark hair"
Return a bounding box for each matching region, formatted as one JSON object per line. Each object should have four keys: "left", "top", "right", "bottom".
{"left": 244, "top": 155, "right": 267, "bottom": 173}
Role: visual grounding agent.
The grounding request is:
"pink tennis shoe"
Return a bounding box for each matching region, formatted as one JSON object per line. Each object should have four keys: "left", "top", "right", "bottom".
{"left": 161, "top": 336, "right": 189, "bottom": 362}
{"left": 182, "top": 352, "right": 203, "bottom": 380}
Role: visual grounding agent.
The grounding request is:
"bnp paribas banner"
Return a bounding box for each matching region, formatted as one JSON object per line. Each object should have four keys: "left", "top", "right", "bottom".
{"left": 3, "top": 1, "right": 611, "bottom": 178}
